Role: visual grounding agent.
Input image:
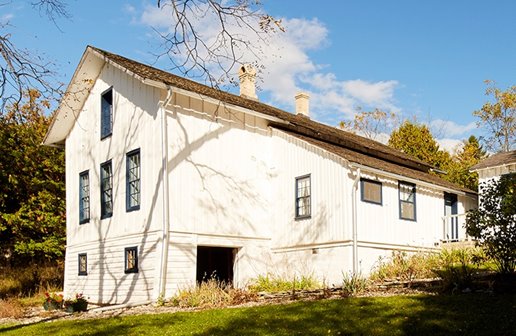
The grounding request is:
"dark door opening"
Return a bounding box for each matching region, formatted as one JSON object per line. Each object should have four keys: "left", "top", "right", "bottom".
{"left": 196, "top": 246, "right": 236, "bottom": 285}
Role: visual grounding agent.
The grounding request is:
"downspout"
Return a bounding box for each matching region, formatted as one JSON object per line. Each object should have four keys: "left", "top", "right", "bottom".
{"left": 158, "top": 86, "right": 173, "bottom": 299}
{"left": 351, "top": 168, "right": 361, "bottom": 274}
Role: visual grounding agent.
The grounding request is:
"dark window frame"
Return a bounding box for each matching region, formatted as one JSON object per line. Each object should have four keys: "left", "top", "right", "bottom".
{"left": 126, "top": 149, "right": 141, "bottom": 212}
{"left": 100, "top": 160, "right": 113, "bottom": 219}
{"left": 100, "top": 87, "right": 113, "bottom": 139}
{"left": 79, "top": 170, "right": 90, "bottom": 224}
{"left": 295, "top": 174, "right": 311, "bottom": 219}
{"left": 78, "top": 253, "right": 87, "bottom": 276}
{"left": 398, "top": 181, "right": 417, "bottom": 221}
{"left": 360, "top": 178, "right": 383, "bottom": 205}
{"left": 124, "top": 246, "right": 138, "bottom": 274}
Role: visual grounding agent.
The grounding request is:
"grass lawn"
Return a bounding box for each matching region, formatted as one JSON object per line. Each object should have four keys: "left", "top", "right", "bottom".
{"left": 0, "top": 293, "right": 515, "bottom": 335}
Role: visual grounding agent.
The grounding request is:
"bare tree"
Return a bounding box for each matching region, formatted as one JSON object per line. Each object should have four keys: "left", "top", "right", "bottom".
{"left": 339, "top": 108, "right": 399, "bottom": 142}
{"left": 0, "top": 0, "right": 69, "bottom": 112}
{"left": 154, "top": 0, "right": 283, "bottom": 87}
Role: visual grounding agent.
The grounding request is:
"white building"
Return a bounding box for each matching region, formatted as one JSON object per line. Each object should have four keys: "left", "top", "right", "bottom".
{"left": 44, "top": 46, "right": 477, "bottom": 305}
{"left": 471, "top": 150, "right": 516, "bottom": 185}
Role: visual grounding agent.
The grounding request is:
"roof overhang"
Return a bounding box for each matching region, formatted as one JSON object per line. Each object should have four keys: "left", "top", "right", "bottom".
{"left": 43, "top": 47, "right": 105, "bottom": 146}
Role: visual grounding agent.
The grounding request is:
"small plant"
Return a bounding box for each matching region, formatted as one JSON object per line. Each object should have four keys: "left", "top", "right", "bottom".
{"left": 63, "top": 293, "right": 88, "bottom": 313}
{"left": 341, "top": 272, "right": 368, "bottom": 296}
{"left": 42, "top": 292, "right": 63, "bottom": 311}
{"left": 248, "top": 274, "right": 320, "bottom": 293}
{"left": 156, "top": 293, "right": 166, "bottom": 307}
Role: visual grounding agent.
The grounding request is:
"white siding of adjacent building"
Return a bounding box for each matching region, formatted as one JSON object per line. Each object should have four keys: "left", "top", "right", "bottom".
{"left": 477, "top": 164, "right": 516, "bottom": 185}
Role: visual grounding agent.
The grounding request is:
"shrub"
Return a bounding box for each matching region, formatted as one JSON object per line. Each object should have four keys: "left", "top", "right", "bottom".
{"left": 432, "top": 247, "right": 485, "bottom": 292}
{"left": 342, "top": 272, "right": 368, "bottom": 296}
{"left": 171, "top": 279, "right": 232, "bottom": 308}
{"left": 466, "top": 173, "right": 516, "bottom": 274}
{"left": 0, "top": 264, "right": 63, "bottom": 299}
{"left": 248, "top": 274, "right": 320, "bottom": 293}
{"left": 0, "top": 298, "right": 25, "bottom": 319}
{"left": 370, "top": 251, "right": 440, "bottom": 282}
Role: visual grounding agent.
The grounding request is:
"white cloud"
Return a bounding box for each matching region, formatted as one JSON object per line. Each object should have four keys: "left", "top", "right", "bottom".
{"left": 140, "top": 3, "right": 172, "bottom": 28}
{"left": 136, "top": 6, "right": 401, "bottom": 123}
{"left": 436, "top": 138, "right": 463, "bottom": 154}
{"left": 1, "top": 13, "right": 14, "bottom": 24}
{"left": 430, "top": 119, "right": 476, "bottom": 137}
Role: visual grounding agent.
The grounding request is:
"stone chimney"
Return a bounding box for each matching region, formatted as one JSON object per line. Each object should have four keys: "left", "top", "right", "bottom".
{"left": 295, "top": 92, "right": 310, "bottom": 118}
{"left": 238, "top": 64, "right": 257, "bottom": 100}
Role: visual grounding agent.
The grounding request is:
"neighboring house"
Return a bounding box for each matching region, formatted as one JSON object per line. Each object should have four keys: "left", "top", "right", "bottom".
{"left": 470, "top": 150, "right": 516, "bottom": 185}
{"left": 44, "top": 46, "right": 477, "bottom": 305}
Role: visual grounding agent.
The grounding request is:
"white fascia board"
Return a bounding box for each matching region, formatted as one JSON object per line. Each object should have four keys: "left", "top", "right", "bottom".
{"left": 43, "top": 49, "right": 103, "bottom": 145}
{"left": 350, "top": 163, "right": 467, "bottom": 196}
{"left": 143, "top": 79, "right": 289, "bottom": 125}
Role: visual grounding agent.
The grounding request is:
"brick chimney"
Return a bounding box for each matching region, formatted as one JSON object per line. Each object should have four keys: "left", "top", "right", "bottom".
{"left": 238, "top": 64, "right": 257, "bottom": 100}
{"left": 295, "top": 92, "right": 310, "bottom": 118}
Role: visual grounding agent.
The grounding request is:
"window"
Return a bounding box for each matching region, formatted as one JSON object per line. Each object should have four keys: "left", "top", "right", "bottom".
{"left": 78, "top": 253, "right": 87, "bottom": 276}
{"left": 399, "top": 182, "right": 416, "bottom": 221}
{"left": 361, "top": 178, "right": 382, "bottom": 205}
{"left": 101, "top": 88, "right": 113, "bottom": 139}
{"left": 79, "top": 170, "right": 90, "bottom": 223}
{"left": 295, "top": 175, "right": 311, "bottom": 218}
{"left": 100, "top": 160, "right": 113, "bottom": 219}
{"left": 125, "top": 247, "right": 138, "bottom": 273}
{"left": 126, "top": 149, "right": 141, "bottom": 211}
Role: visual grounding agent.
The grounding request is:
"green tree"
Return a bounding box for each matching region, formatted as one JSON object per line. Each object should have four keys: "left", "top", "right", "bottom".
{"left": 0, "top": 90, "right": 65, "bottom": 267}
{"left": 446, "top": 135, "right": 487, "bottom": 190}
{"left": 388, "top": 120, "right": 451, "bottom": 171}
{"left": 466, "top": 173, "right": 516, "bottom": 274}
{"left": 473, "top": 81, "right": 516, "bottom": 152}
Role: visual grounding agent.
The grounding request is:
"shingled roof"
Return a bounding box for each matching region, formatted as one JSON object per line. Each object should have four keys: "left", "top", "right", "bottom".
{"left": 470, "top": 150, "right": 516, "bottom": 171}
{"left": 57, "top": 46, "right": 475, "bottom": 194}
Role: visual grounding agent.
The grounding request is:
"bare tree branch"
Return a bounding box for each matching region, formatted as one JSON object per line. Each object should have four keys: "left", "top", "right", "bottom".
{"left": 153, "top": 0, "right": 283, "bottom": 88}
{"left": 0, "top": 0, "right": 68, "bottom": 112}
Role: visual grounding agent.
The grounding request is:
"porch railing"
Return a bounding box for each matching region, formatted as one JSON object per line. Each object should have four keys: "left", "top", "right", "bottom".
{"left": 441, "top": 213, "right": 471, "bottom": 242}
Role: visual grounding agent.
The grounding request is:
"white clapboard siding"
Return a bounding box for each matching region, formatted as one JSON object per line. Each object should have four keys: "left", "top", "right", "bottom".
{"left": 64, "top": 232, "right": 157, "bottom": 304}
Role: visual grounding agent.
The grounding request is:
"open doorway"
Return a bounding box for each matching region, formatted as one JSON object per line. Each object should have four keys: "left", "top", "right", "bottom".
{"left": 196, "top": 246, "right": 237, "bottom": 285}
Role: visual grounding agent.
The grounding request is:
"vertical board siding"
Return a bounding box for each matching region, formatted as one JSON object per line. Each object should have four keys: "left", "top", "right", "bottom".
{"left": 166, "top": 94, "right": 273, "bottom": 239}
{"left": 65, "top": 64, "right": 164, "bottom": 304}
{"left": 271, "top": 130, "right": 350, "bottom": 248}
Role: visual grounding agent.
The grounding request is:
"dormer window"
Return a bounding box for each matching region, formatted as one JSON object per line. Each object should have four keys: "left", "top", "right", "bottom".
{"left": 101, "top": 87, "right": 113, "bottom": 139}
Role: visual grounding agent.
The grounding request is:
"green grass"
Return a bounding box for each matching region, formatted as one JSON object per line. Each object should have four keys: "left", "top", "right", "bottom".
{"left": 1, "top": 294, "right": 515, "bottom": 335}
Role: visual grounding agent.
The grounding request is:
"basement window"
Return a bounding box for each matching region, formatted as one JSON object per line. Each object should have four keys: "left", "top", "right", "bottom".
{"left": 125, "top": 247, "right": 138, "bottom": 274}
{"left": 78, "top": 253, "right": 87, "bottom": 276}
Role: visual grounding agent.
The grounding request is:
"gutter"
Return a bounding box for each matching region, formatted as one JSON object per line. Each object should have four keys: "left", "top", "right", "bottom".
{"left": 158, "top": 86, "right": 173, "bottom": 299}
{"left": 350, "top": 163, "right": 467, "bottom": 196}
{"left": 351, "top": 168, "right": 361, "bottom": 274}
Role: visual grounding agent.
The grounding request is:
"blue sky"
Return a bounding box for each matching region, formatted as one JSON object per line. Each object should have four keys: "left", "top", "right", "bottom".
{"left": 4, "top": 1, "right": 516, "bottom": 151}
